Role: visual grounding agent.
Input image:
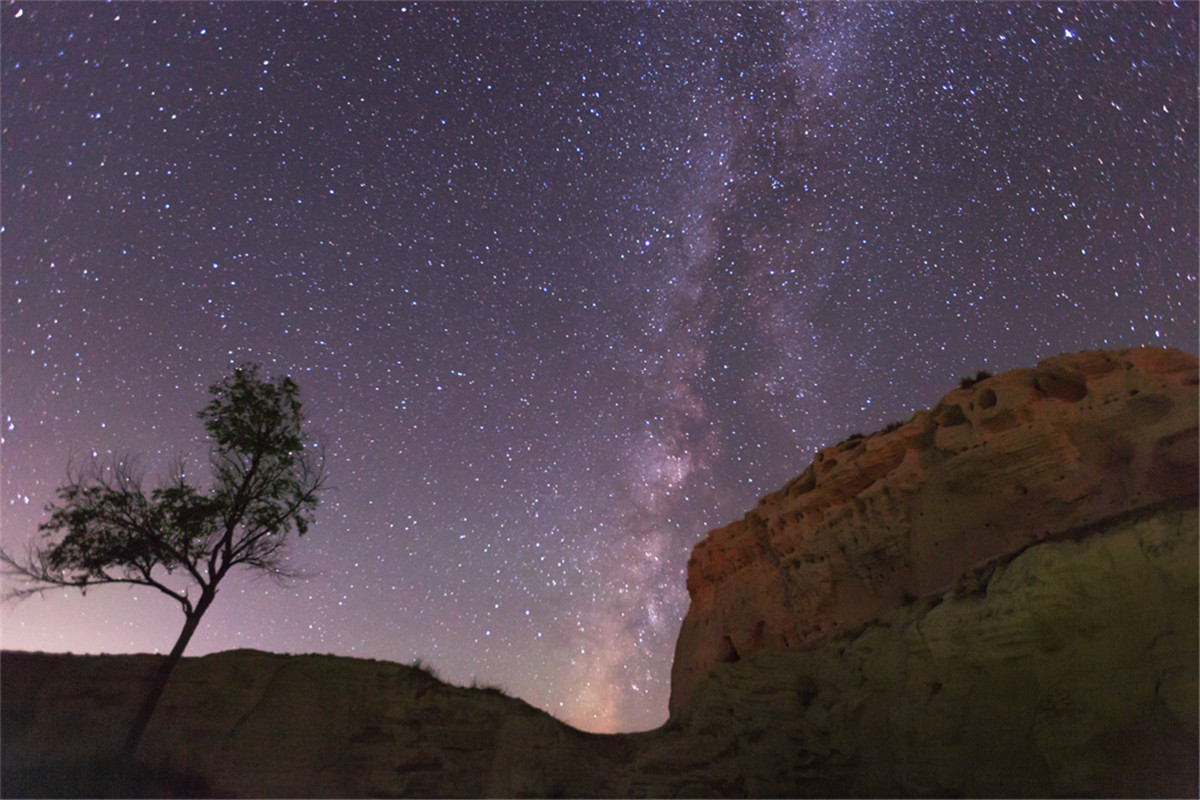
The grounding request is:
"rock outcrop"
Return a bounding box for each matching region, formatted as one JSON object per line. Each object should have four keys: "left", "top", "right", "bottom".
{"left": 3, "top": 346, "right": 1196, "bottom": 797}
{"left": 671, "top": 346, "right": 1199, "bottom": 714}
{"left": 644, "top": 503, "right": 1198, "bottom": 797}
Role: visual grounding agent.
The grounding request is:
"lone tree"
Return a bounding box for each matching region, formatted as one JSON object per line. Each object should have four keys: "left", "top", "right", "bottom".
{"left": 1, "top": 364, "right": 326, "bottom": 759}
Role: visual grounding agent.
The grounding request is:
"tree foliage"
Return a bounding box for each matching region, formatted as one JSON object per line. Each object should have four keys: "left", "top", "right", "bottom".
{"left": 4, "top": 364, "right": 324, "bottom": 609}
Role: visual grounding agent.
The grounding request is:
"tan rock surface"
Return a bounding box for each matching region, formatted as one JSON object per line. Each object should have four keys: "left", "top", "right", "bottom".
{"left": 641, "top": 503, "right": 1198, "bottom": 797}
{"left": 670, "top": 346, "right": 1199, "bottom": 714}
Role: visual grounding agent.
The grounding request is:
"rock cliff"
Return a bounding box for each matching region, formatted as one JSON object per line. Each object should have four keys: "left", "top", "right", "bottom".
{"left": 671, "top": 346, "right": 1199, "bottom": 714}
{"left": 646, "top": 503, "right": 1197, "bottom": 797}
{"left": 3, "top": 346, "right": 1196, "bottom": 797}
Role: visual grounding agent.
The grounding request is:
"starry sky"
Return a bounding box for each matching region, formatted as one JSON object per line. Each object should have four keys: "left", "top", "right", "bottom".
{"left": 1, "top": 2, "right": 1196, "bottom": 733}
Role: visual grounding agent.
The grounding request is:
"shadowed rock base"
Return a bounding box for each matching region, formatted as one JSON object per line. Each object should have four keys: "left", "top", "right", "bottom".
{"left": 0, "top": 757, "right": 219, "bottom": 799}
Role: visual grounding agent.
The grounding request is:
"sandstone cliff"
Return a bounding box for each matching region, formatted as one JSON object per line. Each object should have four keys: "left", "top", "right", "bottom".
{"left": 3, "top": 346, "right": 1196, "bottom": 797}
{"left": 643, "top": 503, "right": 1197, "bottom": 797}
{"left": 671, "top": 346, "right": 1199, "bottom": 714}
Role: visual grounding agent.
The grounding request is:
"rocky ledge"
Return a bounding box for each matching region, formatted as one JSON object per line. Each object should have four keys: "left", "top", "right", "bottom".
{"left": 3, "top": 347, "right": 1196, "bottom": 797}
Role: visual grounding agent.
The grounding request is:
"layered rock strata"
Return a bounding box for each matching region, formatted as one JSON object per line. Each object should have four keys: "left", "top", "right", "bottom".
{"left": 670, "top": 346, "right": 1199, "bottom": 714}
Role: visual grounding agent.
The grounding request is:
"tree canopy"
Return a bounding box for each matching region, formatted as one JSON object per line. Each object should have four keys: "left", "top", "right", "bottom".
{"left": 1, "top": 363, "right": 326, "bottom": 757}
{"left": 5, "top": 365, "right": 324, "bottom": 607}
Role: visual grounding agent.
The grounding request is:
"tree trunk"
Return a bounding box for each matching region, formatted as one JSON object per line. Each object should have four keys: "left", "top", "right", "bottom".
{"left": 120, "top": 589, "right": 216, "bottom": 760}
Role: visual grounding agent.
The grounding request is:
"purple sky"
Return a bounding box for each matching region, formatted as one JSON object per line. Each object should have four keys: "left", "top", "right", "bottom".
{"left": 2, "top": 2, "right": 1195, "bottom": 732}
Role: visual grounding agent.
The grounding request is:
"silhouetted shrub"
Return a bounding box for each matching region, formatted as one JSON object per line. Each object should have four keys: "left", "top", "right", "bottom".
{"left": 882, "top": 420, "right": 905, "bottom": 434}
{"left": 470, "top": 677, "right": 512, "bottom": 698}
{"left": 959, "top": 370, "right": 993, "bottom": 390}
{"left": 834, "top": 432, "right": 867, "bottom": 448}
{"left": 408, "top": 658, "right": 440, "bottom": 681}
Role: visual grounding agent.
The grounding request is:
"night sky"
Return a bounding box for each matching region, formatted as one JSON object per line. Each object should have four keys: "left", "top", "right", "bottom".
{"left": 1, "top": 2, "right": 1196, "bottom": 733}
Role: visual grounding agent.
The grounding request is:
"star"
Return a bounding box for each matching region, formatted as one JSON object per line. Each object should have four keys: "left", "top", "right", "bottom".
{"left": 1, "top": 1, "right": 1195, "bottom": 733}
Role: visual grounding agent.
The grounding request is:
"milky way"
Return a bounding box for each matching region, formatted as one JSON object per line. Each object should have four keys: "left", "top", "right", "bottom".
{"left": 2, "top": 2, "right": 1196, "bottom": 732}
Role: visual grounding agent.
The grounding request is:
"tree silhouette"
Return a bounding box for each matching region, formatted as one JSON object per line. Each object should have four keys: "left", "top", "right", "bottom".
{"left": 1, "top": 364, "right": 326, "bottom": 759}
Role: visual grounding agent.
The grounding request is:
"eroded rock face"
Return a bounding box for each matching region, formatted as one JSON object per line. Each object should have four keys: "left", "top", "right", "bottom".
{"left": 645, "top": 504, "right": 1198, "bottom": 797}
{"left": 670, "top": 347, "right": 1199, "bottom": 715}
